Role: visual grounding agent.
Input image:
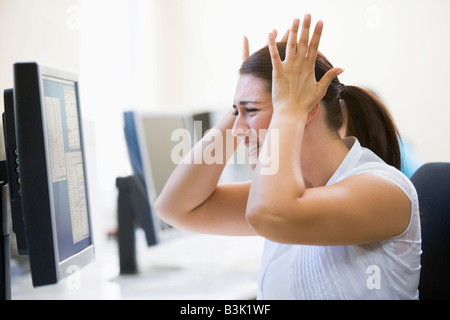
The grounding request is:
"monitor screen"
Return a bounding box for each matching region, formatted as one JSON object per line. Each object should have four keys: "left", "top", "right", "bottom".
{"left": 136, "top": 113, "right": 194, "bottom": 202}
{"left": 7, "top": 62, "right": 94, "bottom": 287}
{"left": 41, "top": 75, "right": 91, "bottom": 260}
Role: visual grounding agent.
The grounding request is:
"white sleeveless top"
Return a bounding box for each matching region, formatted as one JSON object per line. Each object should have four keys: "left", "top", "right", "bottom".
{"left": 256, "top": 137, "right": 422, "bottom": 300}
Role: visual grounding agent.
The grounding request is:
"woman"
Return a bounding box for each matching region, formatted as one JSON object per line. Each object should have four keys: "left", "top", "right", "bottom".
{"left": 155, "top": 15, "right": 421, "bottom": 299}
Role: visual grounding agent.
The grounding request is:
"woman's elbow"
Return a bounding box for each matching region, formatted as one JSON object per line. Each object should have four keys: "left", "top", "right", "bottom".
{"left": 154, "top": 197, "right": 175, "bottom": 224}
{"left": 154, "top": 196, "right": 195, "bottom": 230}
{"left": 245, "top": 203, "right": 276, "bottom": 236}
{"left": 245, "top": 199, "right": 299, "bottom": 242}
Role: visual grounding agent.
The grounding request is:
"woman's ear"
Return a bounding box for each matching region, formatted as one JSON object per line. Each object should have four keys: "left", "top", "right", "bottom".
{"left": 306, "top": 102, "right": 320, "bottom": 125}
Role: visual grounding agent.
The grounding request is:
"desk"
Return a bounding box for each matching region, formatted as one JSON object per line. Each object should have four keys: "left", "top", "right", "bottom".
{"left": 11, "top": 233, "right": 264, "bottom": 300}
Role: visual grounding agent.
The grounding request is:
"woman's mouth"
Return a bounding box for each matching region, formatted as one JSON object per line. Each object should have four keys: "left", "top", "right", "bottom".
{"left": 242, "top": 135, "right": 260, "bottom": 157}
{"left": 247, "top": 144, "right": 259, "bottom": 156}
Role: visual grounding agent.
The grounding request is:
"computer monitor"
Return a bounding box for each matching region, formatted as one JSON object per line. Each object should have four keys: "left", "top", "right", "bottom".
{"left": 2, "top": 62, "right": 94, "bottom": 287}
{"left": 114, "top": 111, "right": 202, "bottom": 274}
{"left": 123, "top": 111, "right": 207, "bottom": 244}
{"left": 134, "top": 112, "right": 198, "bottom": 205}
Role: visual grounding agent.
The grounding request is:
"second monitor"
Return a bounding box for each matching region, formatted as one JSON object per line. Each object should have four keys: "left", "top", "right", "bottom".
{"left": 123, "top": 111, "right": 210, "bottom": 244}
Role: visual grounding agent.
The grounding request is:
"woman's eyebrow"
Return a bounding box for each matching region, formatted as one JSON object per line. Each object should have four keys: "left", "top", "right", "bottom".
{"left": 233, "top": 101, "right": 261, "bottom": 109}
{"left": 239, "top": 100, "right": 259, "bottom": 106}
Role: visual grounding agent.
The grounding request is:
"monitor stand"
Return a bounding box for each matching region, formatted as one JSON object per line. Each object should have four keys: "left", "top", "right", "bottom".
{"left": 1, "top": 160, "right": 11, "bottom": 300}
{"left": 115, "top": 175, "right": 157, "bottom": 275}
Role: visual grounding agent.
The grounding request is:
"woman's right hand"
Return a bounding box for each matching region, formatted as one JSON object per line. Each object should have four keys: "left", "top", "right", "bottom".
{"left": 267, "top": 15, "right": 343, "bottom": 119}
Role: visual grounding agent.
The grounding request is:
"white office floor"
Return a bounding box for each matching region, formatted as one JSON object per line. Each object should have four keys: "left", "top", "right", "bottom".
{"left": 10, "top": 232, "right": 265, "bottom": 300}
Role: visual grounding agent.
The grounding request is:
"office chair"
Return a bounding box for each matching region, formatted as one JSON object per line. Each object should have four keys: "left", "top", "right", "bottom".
{"left": 410, "top": 162, "right": 450, "bottom": 300}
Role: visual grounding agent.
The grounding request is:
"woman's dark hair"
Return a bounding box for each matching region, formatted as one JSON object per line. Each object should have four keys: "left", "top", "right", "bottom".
{"left": 240, "top": 42, "right": 401, "bottom": 170}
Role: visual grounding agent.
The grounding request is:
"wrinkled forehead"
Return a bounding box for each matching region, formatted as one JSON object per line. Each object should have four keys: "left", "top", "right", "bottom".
{"left": 234, "top": 74, "right": 271, "bottom": 103}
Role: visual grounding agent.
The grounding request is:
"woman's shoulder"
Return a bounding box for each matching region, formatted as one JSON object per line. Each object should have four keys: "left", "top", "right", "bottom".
{"left": 337, "top": 139, "right": 417, "bottom": 202}
{"left": 342, "top": 144, "right": 421, "bottom": 242}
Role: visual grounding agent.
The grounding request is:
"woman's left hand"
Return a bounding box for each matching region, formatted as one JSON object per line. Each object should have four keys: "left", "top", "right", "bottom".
{"left": 268, "top": 14, "right": 343, "bottom": 118}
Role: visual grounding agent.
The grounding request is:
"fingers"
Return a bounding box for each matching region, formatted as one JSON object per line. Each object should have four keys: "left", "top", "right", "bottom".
{"left": 243, "top": 35, "right": 249, "bottom": 61}
{"left": 269, "top": 15, "right": 337, "bottom": 77}
{"left": 285, "top": 18, "right": 300, "bottom": 61}
{"left": 268, "top": 31, "right": 283, "bottom": 73}
{"left": 245, "top": 30, "right": 278, "bottom": 61}
{"left": 272, "top": 29, "right": 278, "bottom": 40}
{"left": 307, "top": 20, "right": 323, "bottom": 64}
{"left": 297, "top": 14, "right": 312, "bottom": 60}
{"left": 284, "top": 14, "right": 314, "bottom": 63}
{"left": 281, "top": 29, "right": 290, "bottom": 42}
{"left": 245, "top": 30, "right": 280, "bottom": 62}
{"left": 318, "top": 68, "right": 345, "bottom": 93}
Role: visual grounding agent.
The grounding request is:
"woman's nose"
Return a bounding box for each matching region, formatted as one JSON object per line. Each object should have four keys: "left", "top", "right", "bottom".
{"left": 232, "top": 114, "right": 251, "bottom": 137}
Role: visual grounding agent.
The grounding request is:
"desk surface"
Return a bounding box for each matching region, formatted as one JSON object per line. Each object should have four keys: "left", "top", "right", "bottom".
{"left": 11, "top": 233, "right": 265, "bottom": 300}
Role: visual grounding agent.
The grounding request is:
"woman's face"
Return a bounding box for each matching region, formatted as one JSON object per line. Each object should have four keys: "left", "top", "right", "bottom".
{"left": 232, "top": 74, "right": 273, "bottom": 167}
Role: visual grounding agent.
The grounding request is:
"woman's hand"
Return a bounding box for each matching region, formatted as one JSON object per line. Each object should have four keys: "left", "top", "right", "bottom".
{"left": 268, "top": 15, "right": 343, "bottom": 118}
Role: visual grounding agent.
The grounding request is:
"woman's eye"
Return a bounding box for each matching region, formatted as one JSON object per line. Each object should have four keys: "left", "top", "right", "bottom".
{"left": 246, "top": 108, "right": 258, "bottom": 114}
{"left": 232, "top": 105, "right": 239, "bottom": 116}
{"left": 231, "top": 105, "right": 259, "bottom": 116}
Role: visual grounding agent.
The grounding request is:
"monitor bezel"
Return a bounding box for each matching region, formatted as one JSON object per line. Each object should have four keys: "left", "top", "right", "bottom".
{"left": 13, "top": 62, "right": 94, "bottom": 287}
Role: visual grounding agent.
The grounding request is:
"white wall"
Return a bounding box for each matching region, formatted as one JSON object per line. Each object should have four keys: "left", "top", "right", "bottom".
{"left": 0, "top": 0, "right": 79, "bottom": 77}
{"left": 134, "top": 0, "right": 450, "bottom": 164}
{"left": 1, "top": 0, "right": 450, "bottom": 236}
{"left": 78, "top": 0, "right": 450, "bottom": 165}
{"left": 0, "top": 0, "right": 80, "bottom": 159}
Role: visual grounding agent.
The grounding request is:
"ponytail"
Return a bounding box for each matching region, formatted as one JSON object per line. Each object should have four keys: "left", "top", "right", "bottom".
{"left": 340, "top": 86, "right": 401, "bottom": 170}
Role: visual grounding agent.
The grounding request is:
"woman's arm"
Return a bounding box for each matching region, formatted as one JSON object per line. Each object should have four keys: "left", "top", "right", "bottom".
{"left": 155, "top": 111, "right": 257, "bottom": 236}
{"left": 245, "top": 16, "right": 411, "bottom": 245}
